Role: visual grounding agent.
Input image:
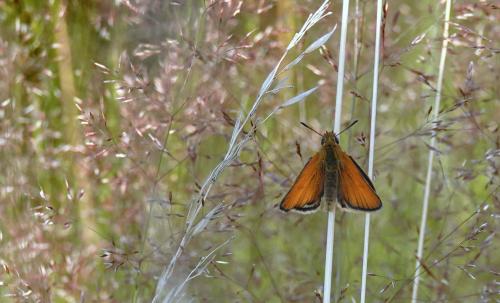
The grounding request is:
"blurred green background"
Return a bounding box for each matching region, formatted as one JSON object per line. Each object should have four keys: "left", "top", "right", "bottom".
{"left": 0, "top": 0, "right": 498, "bottom": 302}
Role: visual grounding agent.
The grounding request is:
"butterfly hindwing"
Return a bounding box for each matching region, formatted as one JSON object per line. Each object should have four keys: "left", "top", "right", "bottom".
{"left": 337, "top": 151, "right": 382, "bottom": 211}
{"left": 280, "top": 152, "right": 325, "bottom": 212}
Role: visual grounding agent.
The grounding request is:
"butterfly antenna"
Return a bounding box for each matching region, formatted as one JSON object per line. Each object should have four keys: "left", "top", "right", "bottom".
{"left": 337, "top": 119, "right": 359, "bottom": 136}
{"left": 300, "top": 122, "right": 322, "bottom": 136}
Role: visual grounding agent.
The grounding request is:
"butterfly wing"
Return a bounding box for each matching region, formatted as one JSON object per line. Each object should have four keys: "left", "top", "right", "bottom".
{"left": 337, "top": 150, "right": 382, "bottom": 211}
{"left": 280, "top": 152, "right": 325, "bottom": 212}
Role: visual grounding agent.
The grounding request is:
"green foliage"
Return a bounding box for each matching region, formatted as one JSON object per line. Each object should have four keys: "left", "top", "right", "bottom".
{"left": 0, "top": 0, "right": 498, "bottom": 302}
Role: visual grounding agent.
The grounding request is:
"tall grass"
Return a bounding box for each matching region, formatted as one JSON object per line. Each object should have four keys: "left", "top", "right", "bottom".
{"left": 411, "top": 0, "right": 453, "bottom": 302}
{"left": 360, "top": 0, "right": 383, "bottom": 302}
{"left": 323, "top": 0, "right": 350, "bottom": 302}
{"left": 1, "top": 1, "right": 498, "bottom": 302}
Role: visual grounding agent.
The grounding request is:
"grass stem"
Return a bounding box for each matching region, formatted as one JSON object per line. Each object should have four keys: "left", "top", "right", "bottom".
{"left": 411, "top": 1, "right": 452, "bottom": 302}
{"left": 360, "top": 0, "right": 383, "bottom": 301}
{"left": 324, "top": 0, "right": 350, "bottom": 302}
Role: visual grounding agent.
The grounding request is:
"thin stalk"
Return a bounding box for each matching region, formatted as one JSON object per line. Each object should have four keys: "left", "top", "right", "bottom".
{"left": 337, "top": 0, "right": 361, "bottom": 297}
{"left": 411, "top": 1, "right": 452, "bottom": 302}
{"left": 323, "top": 208, "right": 336, "bottom": 303}
{"left": 324, "top": 1, "right": 350, "bottom": 302}
{"left": 333, "top": 0, "right": 349, "bottom": 133}
{"left": 360, "top": 0, "right": 383, "bottom": 302}
{"left": 347, "top": 0, "right": 363, "bottom": 151}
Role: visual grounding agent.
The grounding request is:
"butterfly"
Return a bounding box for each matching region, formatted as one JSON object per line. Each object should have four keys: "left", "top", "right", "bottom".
{"left": 280, "top": 121, "right": 382, "bottom": 213}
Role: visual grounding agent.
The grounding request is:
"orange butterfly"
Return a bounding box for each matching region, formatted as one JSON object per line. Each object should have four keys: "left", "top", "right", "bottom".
{"left": 280, "top": 122, "right": 382, "bottom": 213}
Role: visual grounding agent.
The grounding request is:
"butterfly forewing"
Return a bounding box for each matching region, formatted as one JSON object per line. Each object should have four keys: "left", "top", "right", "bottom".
{"left": 337, "top": 150, "right": 382, "bottom": 211}
{"left": 280, "top": 151, "right": 325, "bottom": 212}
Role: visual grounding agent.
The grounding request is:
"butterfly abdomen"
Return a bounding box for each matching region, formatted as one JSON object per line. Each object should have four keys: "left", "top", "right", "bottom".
{"left": 323, "top": 144, "right": 339, "bottom": 204}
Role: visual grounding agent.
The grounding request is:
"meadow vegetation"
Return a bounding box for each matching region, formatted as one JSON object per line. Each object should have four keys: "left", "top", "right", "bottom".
{"left": 0, "top": 1, "right": 498, "bottom": 302}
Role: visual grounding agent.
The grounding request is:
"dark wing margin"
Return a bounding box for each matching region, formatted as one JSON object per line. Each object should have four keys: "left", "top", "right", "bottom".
{"left": 337, "top": 152, "right": 382, "bottom": 211}
{"left": 279, "top": 152, "right": 325, "bottom": 213}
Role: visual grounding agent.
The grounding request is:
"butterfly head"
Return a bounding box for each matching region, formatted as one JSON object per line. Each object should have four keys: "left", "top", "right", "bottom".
{"left": 321, "top": 131, "right": 339, "bottom": 145}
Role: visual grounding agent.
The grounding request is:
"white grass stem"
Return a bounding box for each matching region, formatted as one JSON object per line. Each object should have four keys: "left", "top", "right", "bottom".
{"left": 323, "top": 207, "right": 336, "bottom": 303}
{"left": 324, "top": 1, "right": 350, "bottom": 302}
{"left": 360, "top": 0, "right": 383, "bottom": 301}
{"left": 333, "top": 0, "right": 350, "bottom": 133}
{"left": 411, "top": 1, "right": 452, "bottom": 302}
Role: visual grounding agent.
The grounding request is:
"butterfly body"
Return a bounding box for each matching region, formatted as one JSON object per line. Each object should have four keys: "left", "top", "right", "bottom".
{"left": 323, "top": 132, "right": 340, "bottom": 207}
{"left": 280, "top": 130, "right": 382, "bottom": 213}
